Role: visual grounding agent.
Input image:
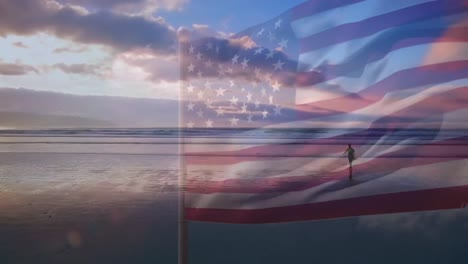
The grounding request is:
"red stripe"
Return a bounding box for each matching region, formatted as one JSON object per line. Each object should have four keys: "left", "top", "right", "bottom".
{"left": 296, "top": 61, "right": 468, "bottom": 115}
{"left": 185, "top": 185, "right": 468, "bottom": 223}
{"left": 299, "top": 0, "right": 465, "bottom": 53}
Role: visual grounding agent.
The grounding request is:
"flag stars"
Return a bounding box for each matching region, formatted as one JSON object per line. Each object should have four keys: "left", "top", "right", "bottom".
{"left": 257, "top": 28, "right": 265, "bottom": 36}
{"left": 195, "top": 52, "right": 203, "bottom": 60}
{"left": 230, "top": 96, "right": 239, "bottom": 105}
{"left": 206, "top": 42, "right": 213, "bottom": 50}
{"left": 241, "top": 104, "right": 248, "bottom": 113}
{"left": 204, "top": 59, "right": 213, "bottom": 68}
{"left": 229, "top": 80, "right": 235, "bottom": 87}
{"left": 186, "top": 101, "right": 195, "bottom": 111}
{"left": 272, "top": 81, "right": 281, "bottom": 92}
{"left": 216, "top": 108, "right": 224, "bottom": 116}
{"left": 266, "top": 50, "right": 275, "bottom": 59}
{"left": 232, "top": 54, "right": 239, "bottom": 64}
{"left": 197, "top": 109, "right": 204, "bottom": 118}
{"left": 247, "top": 113, "right": 254, "bottom": 123}
{"left": 254, "top": 99, "right": 261, "bottom": 109}
{"left": 254, "top": 47, "right": 264, "bottom": 55}
{"left": 187, "top": 121, "right": 194, "bottom": 128}
{"left": 216, "top": 87, "right": 226, "bottom": 96}
{"left": 273, "top": 60, "right": 284, "bottom": 71}
{"left": 197, "top": 90, "right": 204, "bottom": 100}
{"left": 246, "top": 92, "right": 253, "bottom": 102}
{"left": 274, "top": 18, "right": 283, "bottom": 29}
{"left": 186, "top": 83, "right": 194, "bottom": 93}
{"left": 241, "top": 58, "right": 249, "bottom": 69}
{"left": 204, "top": 80, "right": 212, "bottom": 89}
{"left": 278, "top": 38, "right": 288, "bottom": 49}
{"left": 274, "top": 105, "right": 282, "bottom": 116}
{"left": 197, "top": 71, "right": 203, "bottom": 78}
{"left": 261, "top": 87, "right": 267, "bottom": 97}
{"left": 262, "top": 109, "right": 269, "bottom": 119}
{"left": 205, "top": 119, "right": 213, "bottom": 128}
{"left": 230, "top": 117, "right": 240, "bottom": 126}
{"left": 187, "top": 63, "right": 195, "bottom": 72}
{"left": 188, "top": 45, "right": 195, "bottom": 54}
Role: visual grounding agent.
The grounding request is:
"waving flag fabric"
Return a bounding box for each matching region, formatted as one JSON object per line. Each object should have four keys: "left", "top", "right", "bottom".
{"left": 179, "top": 0, "right": 468, "bottom": 223}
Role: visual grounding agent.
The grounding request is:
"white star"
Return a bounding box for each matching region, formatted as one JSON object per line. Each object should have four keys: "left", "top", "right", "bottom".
{"left": 241, "top": 58, "right": 249, "bottom": 69}
{"left": 274, "top": 105, "right": 282, "bottom": 116}
{"left": 246, "top": 92, "right": 253, "bottom": 102}
{"left": 269, "top": 95, "right": 273, "bottom": 104}
{"left": 273, "top": 60, "right": 284, "bottom": 71}
{"left": 216, "top": 87, "right": 226, "bottom": 96}
{"left": 217, "top": 67, "right": 225, "bottom": 77}
{"left": 187, "top": 121, "right": 194, "bottom": 128}
{"left": 266, "top": 50, "right": 275, "bottom": 59}
{"left": 204, "top": 80, "right": 212, "bottom": 89}
{"left": 186, "top": 101, "right": 195, "bottom": 111}
{"left": 230, "top": 96, "right": 239, "bottom": 105}
{"left": 268, "top": 31, "right": 276, "bottom": 42}
{"left": 272, "top": 81, "right": 281, "bottom": 92}
{"left": 254, "top": 100, "right": 261, "bottom": 109}
{"left": 278, "top": 38, "right": 288, "bottom": 49}
{"left": 226, "top": 67, "right": 233, "bottom": 74}
{"left": 204, "top": 59, "right": 213, "bottom": 68}
{"left": 206, "top": 42, "right": 213, "bottom": 50}
{"left": 251, "top": 80, "right": 258, "bottom": 88}
{"left": 216, "top": 108, "right": 224, "bottom": 116}
{"left": 197, "top": 90, "right": 204, "bottom": 100}
{"left": 247, "top": 113, "right": 253, "bottom": 123}
{"left": 241, "top": 104, "right": 248, "bottom": 113}
{"left": 197, "top": 109, "right": 204, "bottom": 118}
{"left": 257, "top": 28, "right": 265, "bottom": 36}
{"left": 196, "top": 52, "right": 202, "bottom": 60}
{"left": 232, "top": 54, "right": 239, "bottom": 64}
{"left": 186, "top": 83, "right": 194, "bottom": 93}
{"left": 205, "top": 119, "right": 213, "bottom": 128}
{"left": 229, "top": 80, "right": 235, "bottom": 87}
{"left": 262, "top": 109, "right": 269, "bottom": 119}
{"left": 197, "top": 71, "right": 203, "bottom": 78}
{"left": 241, "top": 87, "right": 246, "bottom": 93}
{"left": 187, "top": 63, "right": 195, "bottom": 72}
{"left": 261, "top": 87, "right": 267, "bottom": 97}
{"left": 246, "top": 40, "right": 255, "bottom": 49}
{"left": 254, "top": 47, "right": 264, "bottom": 55}
{"left": 274, "top": 18, "right": 283, "bottom": 29}
{"left": 264, "top": 72, "right": 272, "bottom": 81}
{"left": 230, "top": 117, "right": 240, "bottom": 126}
{"left": 188, "top": 45, "right": 195, "bottom": 54}
{"left": 254, "top": 68, "right": 262, "bottom": 78}
{"left": 204, "top": 99, "right": 213, "bottom": 108}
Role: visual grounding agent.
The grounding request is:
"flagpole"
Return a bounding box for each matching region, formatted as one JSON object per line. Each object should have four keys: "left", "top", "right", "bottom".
{"left": 177, "top": 27, "right": 190, "bottom": 264}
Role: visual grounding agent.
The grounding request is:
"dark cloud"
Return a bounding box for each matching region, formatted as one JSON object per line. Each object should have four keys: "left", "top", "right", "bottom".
{"left": 0, "top": 62, "right": 38, "bottom": 75}
{"left": 0, "top": 0, "right": 177, "bottom": 54}
{"left": 13, "top": 41, "right": 28, "bottom": 48}
{"left": 52, "top": 63, "right": 102, "bottom": 75}
{"left": 53, "top": 46, "right": 87, "bottom": 53}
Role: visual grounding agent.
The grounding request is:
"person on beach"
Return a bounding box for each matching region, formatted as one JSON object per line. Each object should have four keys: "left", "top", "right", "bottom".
{"left": 343, "top": 144, "right": 356, "bottom": 179}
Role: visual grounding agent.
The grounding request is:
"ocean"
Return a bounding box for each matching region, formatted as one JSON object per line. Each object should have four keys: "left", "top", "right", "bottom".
{"left": 0, "top": 128, "right": 467, "bottom": 264}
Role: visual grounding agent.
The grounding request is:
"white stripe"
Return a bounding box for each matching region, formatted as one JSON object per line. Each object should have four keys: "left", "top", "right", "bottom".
{"left": 291, "top": 0, "right": 434, "bottom": 39}
{"left": 296, "top": 13, "right": 467, "bottom": 70}
{"left": 285, "top": 77, "right": 468, "bottom": 131}
{"left": 186, "top": 158, "right": 468, "bottom": 209}
{"left": 296, "top": 42, "right": 468, "bottom": 104}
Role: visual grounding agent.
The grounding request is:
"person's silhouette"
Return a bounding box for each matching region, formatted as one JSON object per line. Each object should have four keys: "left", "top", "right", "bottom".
{"left": 343, "top": 144, "right": 356, "bottom": 179}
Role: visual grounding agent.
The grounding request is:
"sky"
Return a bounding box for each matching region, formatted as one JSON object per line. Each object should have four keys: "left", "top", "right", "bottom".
{"left": 0, "top": 0, "right": 305, "bottom": 99}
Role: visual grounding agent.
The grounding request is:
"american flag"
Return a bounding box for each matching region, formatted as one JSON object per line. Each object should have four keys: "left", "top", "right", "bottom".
{"left": 179, "top": 0, "right": 468, "bottom": 224}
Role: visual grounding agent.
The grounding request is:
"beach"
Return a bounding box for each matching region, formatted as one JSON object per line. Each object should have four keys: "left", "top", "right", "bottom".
{"left": 1, "top": 129, "right": 468, "bottom": 264}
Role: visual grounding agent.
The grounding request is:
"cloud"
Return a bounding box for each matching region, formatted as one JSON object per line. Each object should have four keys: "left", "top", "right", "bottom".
{"left": 53, "top": 46, "right": 88, "bottom": 53}
{"left": 13, "top": 41, "right": 28, "bottom": 48}
{"left": 59, "top": 0, "right": 189, "bottom": 14}
{"left": 0, "top": 62, "right": 38, "bottom": 75}
{"left": 52, "top": 63, "right": 103, "bottom": 75}
{"left": 0, "top": 0, "right": 178, "bottom": 54}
